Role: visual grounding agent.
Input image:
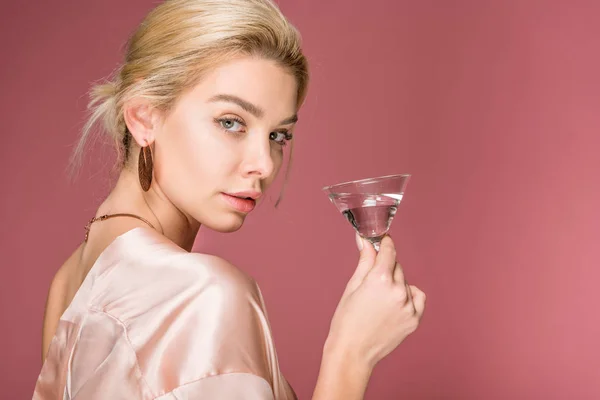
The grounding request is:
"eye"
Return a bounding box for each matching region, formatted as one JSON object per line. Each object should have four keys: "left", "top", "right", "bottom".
{"left": 269, "top": 131, "right": 293, "bottom": 146}
{"left": 216, "top": 117, "right": 245, "bottom": 133}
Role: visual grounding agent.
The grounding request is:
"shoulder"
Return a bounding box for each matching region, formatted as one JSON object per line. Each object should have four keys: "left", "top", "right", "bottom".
{"left": 184, "top": 252, "right": 259, "bottom": 294}
{"left": 136, "top": 250, "right": 261, "bottom": 303}
{"left": 168, "top": 252, "right": 265, "bottom": 323}
{"left": 123, "top": 253, "right": 274, "bottom": 395}
{"left": 101, "top": 248, "right": 269, "bottom": 335}
{"left": 98, "top": 247, "right": 262, "bottom": 316}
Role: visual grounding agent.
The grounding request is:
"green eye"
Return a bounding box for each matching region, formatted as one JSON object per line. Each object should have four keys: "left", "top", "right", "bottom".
{"left": 219, "top": 118, "right": 243, "bottom": 131}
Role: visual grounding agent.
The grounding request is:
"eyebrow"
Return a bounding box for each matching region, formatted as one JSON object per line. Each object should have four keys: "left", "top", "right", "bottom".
{"left": 208, "top": 94, "right": 298, "bottom": 125}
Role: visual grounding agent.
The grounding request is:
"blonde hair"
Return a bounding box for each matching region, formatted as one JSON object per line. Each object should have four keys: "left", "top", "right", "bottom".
{"left": 70, "top": 0, "right": 308, "bottom": 206}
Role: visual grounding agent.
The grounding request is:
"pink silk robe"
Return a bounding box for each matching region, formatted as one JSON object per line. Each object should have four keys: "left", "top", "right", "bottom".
{"left": 33, "top": 227, "right": 297, "bottom": 399}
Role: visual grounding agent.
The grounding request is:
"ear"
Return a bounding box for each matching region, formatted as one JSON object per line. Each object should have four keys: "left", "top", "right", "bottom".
{"left": 123, "top": 98, "right": 161, "bottom": 147}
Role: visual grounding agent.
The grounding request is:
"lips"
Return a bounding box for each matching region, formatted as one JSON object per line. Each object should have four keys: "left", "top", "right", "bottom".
{"left": 227, "top": 190, "right": 262, "bottom": 200}
{"left": 222, "top": 193, "right": 257, "bottom": 213}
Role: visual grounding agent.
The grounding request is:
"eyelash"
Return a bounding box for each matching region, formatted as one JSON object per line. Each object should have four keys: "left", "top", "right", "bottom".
{"left": 214, "top": 116, "right": 293, "bottom": 146}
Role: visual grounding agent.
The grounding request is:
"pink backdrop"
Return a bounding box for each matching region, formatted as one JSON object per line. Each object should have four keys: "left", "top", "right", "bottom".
{"left": 1, "top": 0, "right": 599, "bottom": 398}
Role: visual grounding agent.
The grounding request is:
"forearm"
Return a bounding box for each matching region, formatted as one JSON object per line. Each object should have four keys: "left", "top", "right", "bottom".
{"left": 312, "top": 339, "right": 373, "bottom": 400}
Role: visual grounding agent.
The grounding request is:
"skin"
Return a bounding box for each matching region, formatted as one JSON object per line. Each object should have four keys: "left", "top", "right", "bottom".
{"left": 42, "top": 55, "right": 426, "bottom": 400}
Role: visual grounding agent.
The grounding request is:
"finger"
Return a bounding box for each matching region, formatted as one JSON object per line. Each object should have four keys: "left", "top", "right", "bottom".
{"left": 392, "top": 261, "right": 407, "bottom": 286}
{"left": 394, "top": 268, "right": 417, "bottom": 314}
{"left": 392, "top": 262, "right": 413, "bottom": 309}
{"left": 344, "top": 233, "right": 377, "bottom": 295}
{"left": 371, "top": 235, "right": 396, "bottom": 282}
{"left": 406, "top": 283, "right": 416, "bottom": 314}
{"left": 410, "top": 285, "right": 426, "bottom": 318}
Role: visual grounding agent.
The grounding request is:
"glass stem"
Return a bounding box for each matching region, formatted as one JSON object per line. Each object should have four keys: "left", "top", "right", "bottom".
{"left": 366, "top": 237, "right": 382, "bottom": 252}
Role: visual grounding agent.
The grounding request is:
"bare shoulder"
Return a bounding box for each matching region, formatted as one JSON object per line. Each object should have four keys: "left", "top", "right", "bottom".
{"left": 41, "top": 244, "right": 84, "bottom": 362}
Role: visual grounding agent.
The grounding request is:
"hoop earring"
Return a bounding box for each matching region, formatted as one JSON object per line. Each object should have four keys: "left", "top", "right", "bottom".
{"left": 138, "top": 145, "right": 153, "bottom": 192}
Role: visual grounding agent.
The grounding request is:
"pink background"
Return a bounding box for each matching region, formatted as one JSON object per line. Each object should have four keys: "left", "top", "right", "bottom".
{"left": 2, "top": 0, "right": 599, "bottom": 398}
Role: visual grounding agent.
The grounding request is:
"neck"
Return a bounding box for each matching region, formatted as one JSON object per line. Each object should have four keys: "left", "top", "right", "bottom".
{"left": 97, "top": 166, "right": 200, "bottom": 251}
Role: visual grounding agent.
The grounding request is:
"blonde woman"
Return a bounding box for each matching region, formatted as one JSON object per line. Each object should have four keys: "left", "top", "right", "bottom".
{"left": 34, "top": 0, "right": 426, "bottom": 398}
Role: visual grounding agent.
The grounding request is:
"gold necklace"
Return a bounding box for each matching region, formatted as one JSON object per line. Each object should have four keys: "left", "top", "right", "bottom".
{"left": 84, "top": 213, "right": 156, "bottom": 242}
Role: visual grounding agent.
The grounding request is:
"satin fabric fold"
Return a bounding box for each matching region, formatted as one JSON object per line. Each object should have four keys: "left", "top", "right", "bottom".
{"left": 33, "top": 227, "right": 297, "bottom": 400}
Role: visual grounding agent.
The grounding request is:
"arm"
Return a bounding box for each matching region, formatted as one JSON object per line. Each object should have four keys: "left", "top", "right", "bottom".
{"left": 312, "top": 339, "right": 373, "bottom": 400}
{"left": 312, "top": 235, "right": 427, "bottom": 400}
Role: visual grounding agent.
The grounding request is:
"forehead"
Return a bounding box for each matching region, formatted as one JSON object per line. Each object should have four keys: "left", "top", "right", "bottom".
{"left": 187, "top": 56, "right": 298, "bottom": 116}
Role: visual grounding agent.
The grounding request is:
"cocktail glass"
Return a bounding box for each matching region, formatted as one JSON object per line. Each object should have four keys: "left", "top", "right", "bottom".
{"left": 323, "top": 174, "right": 411, "bottom": 251}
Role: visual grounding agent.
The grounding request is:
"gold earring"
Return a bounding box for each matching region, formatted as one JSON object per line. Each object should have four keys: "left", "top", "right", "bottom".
{"left": 138, "top": 145, "right": 153, "bottom": 191}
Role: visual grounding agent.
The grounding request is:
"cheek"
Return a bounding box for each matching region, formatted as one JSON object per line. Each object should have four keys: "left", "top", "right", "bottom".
{"left": 156, "top": 119, "right": 231, "bottom": 195}
{"left": 168, "top": 115, "right": 230, "bottom": 166}
{"left": 265, "top": 147, "right": 285, "bottom": 184}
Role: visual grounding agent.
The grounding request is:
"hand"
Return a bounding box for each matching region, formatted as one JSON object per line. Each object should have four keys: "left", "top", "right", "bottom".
{"left": 326, "top": 234, "right": 426, "bottom": 369}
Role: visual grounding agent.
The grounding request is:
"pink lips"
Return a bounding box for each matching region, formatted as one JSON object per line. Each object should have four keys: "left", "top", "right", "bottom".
{"left": 222, "top": 193, "right": 257, "bottom": 213}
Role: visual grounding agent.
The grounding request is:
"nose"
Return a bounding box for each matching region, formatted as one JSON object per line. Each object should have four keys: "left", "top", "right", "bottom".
{"left": 242, "top": 133, "right": 275, "bottom": 179}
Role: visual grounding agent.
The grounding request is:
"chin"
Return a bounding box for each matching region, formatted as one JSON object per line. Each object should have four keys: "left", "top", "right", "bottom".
{"left": 203, "top": 212, "right": 247, "bottom": 233}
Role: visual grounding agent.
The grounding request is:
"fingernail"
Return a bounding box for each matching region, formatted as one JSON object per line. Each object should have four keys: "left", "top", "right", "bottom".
{"left": 355, "top": 232, "right": 363, "bottom": 251}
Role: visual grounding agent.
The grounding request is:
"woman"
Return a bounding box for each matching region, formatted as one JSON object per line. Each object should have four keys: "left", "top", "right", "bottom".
{"left": 34, "top": 0, "right": 426, "bottom": 398}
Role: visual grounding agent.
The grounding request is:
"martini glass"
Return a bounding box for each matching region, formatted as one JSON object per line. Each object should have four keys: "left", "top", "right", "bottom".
{"left": 323, "top": 174, "right": 410, "bottom": 251}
